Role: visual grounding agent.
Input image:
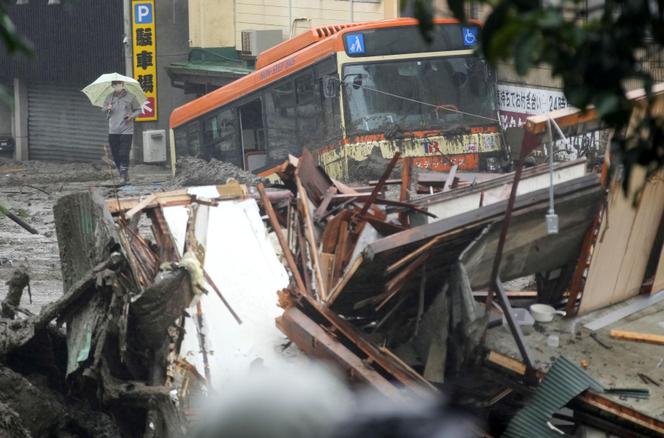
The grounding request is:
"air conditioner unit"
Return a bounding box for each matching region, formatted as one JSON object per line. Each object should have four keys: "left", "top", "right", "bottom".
{"left": 241, "top": 29, "right": 284, "bottom": 58}
{"left": 142, "top": 129, "right": 167, "bottom": 163}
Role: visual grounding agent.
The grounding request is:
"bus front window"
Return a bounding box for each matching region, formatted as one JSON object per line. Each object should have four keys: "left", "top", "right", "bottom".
{"left": 342, "top": 56, "right": 496, "bottom": 136}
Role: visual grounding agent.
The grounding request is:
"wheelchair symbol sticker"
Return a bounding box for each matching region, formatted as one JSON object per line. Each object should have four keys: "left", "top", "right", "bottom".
{"left": 462, "top": 27, "right": 478, "bottom": 46}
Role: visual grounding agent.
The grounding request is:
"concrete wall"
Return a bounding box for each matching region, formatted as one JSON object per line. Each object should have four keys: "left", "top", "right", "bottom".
{"left": 134, "top": 0, "right": 193, "bottom": 162}
{"left": 189, "top": 0, "right": 397, "bottom": 50}
{"left": 189, "top": 0, "right": 236, "bottom": 47}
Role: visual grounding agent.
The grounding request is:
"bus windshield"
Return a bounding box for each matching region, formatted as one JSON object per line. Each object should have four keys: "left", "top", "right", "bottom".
{"left": 342, "top": 56, "right": 497, "bottom": 136}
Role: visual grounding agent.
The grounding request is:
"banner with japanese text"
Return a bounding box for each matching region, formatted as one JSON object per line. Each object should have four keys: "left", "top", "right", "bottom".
{"left": 132, "top": 0, "right": 157, "bottom": 121}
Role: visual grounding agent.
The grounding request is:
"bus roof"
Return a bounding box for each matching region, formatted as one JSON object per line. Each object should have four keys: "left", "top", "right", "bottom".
{"left": 169, "top": 18, "right": 467, "bottom": 129}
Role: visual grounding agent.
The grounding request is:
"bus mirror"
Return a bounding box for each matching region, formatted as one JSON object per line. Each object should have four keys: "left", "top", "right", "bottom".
{"left": 322, "top": 75, "right": 339, "bottom": 98}
{"left": 352, "top": 74, "right": 363, "bottom": 90}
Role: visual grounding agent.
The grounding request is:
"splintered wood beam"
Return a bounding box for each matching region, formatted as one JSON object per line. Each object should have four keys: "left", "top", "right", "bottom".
{"left": 610, "top": 329, "right": 664, "bottom": 345}
{"left": 257, "top": 183, "right": 307, "bottom": 296}
{"left": 314, "top": 186, "right": 338, "bottom": 221}
{"left": 377, "top": 253, "right": 430, "bottom": 311}
{"left": 355, "top": 152, "right": 401, "bottom": 221}
{"left": 296, "top": 173, "right": 327, "bottom": 301}
{"left": 327, "top": 254, "right": 364, "bottom": 305}
{"left": 443, "top": 165, "right": 457, "bottom": 192}
{"left": 385, "top": 232, "right": 452, "bottom": 274}
{"left": 399, "top": 157, "right": 412, "bottom": 225}
{"left": 124, "top": 194, "right": 157, "bottom": 220}
{"left": 276, "top": 307, "right": 402, "bottom": 399}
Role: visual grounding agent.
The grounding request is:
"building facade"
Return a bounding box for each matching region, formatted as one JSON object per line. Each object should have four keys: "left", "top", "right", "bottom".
{"left": 0, "top": 0, "right": 190, "bottom": 163}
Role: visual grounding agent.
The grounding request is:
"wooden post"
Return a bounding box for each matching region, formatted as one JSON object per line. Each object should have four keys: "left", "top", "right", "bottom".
{"left": 295, "top": 173, "right": 327, "bottom": 301}
{"left": 398, "top": 157, "right": 412, "bottom": 225}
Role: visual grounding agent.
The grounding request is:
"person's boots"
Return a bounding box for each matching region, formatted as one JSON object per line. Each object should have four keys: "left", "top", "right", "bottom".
{"left": 120, "top": 166, "right": 129, "bottom": 185}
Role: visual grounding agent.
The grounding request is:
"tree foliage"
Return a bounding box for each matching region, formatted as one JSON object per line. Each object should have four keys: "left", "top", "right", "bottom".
{"left": 407, "top": 0, "right": 664, "bottom": 191}
{"left": 0, "top": 0, "right": 32, "bottom": 107}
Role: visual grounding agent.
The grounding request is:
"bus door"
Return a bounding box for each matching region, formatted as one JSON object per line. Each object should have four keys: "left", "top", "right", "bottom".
{"left": 237, "top": 98, "right": 267, "bottom": 171}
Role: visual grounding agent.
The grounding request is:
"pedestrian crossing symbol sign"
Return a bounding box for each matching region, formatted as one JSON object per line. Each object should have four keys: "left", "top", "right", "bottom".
{"left": 345, "top": 33, "right": 366, "bottom": 55}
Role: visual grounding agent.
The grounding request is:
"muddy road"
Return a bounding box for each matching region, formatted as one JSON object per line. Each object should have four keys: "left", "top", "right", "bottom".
{"left": 0, "top": 159, "right": 172, "bottom": 313}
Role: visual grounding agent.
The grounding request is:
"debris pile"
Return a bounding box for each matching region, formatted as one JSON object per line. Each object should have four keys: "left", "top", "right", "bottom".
{"left": 168, "top": 156, "right": 262, "bottom": 188}
{"left": 1, "top": 85, "right": 663, "bottom": 437}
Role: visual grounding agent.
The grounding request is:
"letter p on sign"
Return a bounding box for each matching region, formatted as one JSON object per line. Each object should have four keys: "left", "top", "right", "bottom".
{"left": 134, "top": 3, "right": 153, "bottom": 24}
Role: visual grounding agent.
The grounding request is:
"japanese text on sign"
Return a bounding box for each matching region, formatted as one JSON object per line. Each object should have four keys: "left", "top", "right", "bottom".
{"left": 132, "top": 0, "right": 157, "bottom": 121}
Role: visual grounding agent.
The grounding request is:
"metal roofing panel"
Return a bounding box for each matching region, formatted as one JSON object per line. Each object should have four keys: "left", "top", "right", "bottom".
{"left": 503, "top": 356, "right": 604, "bottom": 438}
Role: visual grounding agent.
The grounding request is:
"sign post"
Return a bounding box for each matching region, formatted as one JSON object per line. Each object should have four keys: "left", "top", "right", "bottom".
{"left": 131, "top": 0, "right": 157, "bottom": 121}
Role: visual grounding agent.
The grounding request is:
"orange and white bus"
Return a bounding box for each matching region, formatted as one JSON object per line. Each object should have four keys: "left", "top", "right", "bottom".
{"left": 169, "top": 18, "right": 504, "bottom": 181}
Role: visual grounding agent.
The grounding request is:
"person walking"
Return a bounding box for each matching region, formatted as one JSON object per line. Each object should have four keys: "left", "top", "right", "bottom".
{"left": 103, "top": 80, "right": 142, "bottom": 183}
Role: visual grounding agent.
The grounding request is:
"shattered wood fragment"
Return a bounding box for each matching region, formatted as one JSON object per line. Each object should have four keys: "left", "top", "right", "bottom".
{"left": 296, "top": 174, "right": 327, "bottom": 300}
{"left": 2, "top": 268, "right": 30, "bottom": 319}
{"left": 378, "top": 253, "right": 430, "bottom": 311}
{"left": 610, "top": 329, "right": 664, "bottom": 345}
{"left": 314, "top": 186, "right": 338, "bottom": 221}
{"left": 124, "top": 194, "right": 157, "bottom": 220}
{"left": 148, "top": 207, "right": 180, "bottom": 262}
{"left": 276, "top": 307, "right": 402, "bottom": 398}
{"left": 354, "top": 152, "right": 401, "bottom": 223}
{"left": 297, "top": 148, "right": 334, "bottom": 204}
{"left": 256, "top": 183, "right": 307, "bottom": 295}
{"left": 442, "top": 165, "right": 457, "bottom": 193}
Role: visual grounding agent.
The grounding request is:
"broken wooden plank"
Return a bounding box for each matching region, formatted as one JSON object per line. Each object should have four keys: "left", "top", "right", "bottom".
{"left": 579, "top": 168, "right": 664, "bottom": 314}
{"left": 276, "top": 307, "right": 402, "bottom": 399}
{"left": 296, "top": 173, "right": 327, "bottom": 301}
{"left": 354, "top": 152, "right": 401, "bottom": 222}
{"left": 399, "top": 157, "right": 412, "bottom": 225}
{"left": 256, "top": 183, "right": 307, "bottom": 295}
{"left": 124, "top": 194, "right": 157, "bottom": 220}
{"left": 314, "top": 186, "right": 338, "bottom": 221}
{"left": 610, "top": 329, "right": 664, "bottom": 346}
{"left": 297, "top": 148, "right": 334, "bottom": 204}
{"left": 377, "top": 253, "right": 430, "bottom": 311}
{"left": 442, "top": 165, "right": 457, "bottom": 193}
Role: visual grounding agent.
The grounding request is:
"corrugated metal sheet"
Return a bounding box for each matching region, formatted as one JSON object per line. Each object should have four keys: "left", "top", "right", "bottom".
{"left": 28, "top": 82, "right": 108, "bottom": 161}
{"left": 504, "top": 356, "right": 604, "bottom": 438}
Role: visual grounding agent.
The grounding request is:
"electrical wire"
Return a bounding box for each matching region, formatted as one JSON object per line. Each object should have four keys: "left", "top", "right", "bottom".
{"left": 351, "top": 83, "right": 500, "bottom": 123}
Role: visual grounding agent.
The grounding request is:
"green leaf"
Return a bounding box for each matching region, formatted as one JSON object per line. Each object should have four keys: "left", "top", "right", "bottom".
{"left": 537, "top": 9, "right": 564, "bottom": 30}
{"left": 595, "top": 93, "right": 620, "bottom": 118}
{"left": 447, "top": 0, "right": 466, "bottom": 23}
{"left": 513, "top": 31, "right": 539, "bottom": 76}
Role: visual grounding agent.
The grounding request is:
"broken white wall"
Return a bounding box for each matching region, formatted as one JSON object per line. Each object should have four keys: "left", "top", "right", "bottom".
{"left": 164, "top": 191, "right": 302, "bottom": 390}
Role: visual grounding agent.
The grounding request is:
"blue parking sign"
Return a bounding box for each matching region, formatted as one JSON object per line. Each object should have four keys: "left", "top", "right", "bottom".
{"left": 345, "top": 33, "right": 365, "bottom": 55}
{"left": 134, "top": 3, "right": 153, "bottom": 24}
{"left": 462, "top": 27, "right": 478, "bottom": 46}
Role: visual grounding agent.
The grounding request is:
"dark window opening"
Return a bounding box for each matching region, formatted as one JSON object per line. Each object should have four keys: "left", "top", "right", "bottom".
{"left": 238, "top": 98, "right": 266, "bottom": 170}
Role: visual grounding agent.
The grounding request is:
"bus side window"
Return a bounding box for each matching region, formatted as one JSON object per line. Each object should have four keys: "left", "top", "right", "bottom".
{"left": 316, "top": 58, "right": 342, "bottom": 145}
{"left": 238, "top": 98, "right": 267, "bottom": 170}
{"left": 295, "top": 71, "right": 321, "bottom": 150}
{"left": 186, "top": 120, "right": 203, "bottom": 158}
{"left": 265, "top": 79, "right": 297, "bottom": 162}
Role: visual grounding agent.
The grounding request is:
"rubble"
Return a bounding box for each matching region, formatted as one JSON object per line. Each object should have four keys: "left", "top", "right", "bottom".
{"left": 1, "top": 88, "right": 663, "bottom": 438}
{"left": 167, "top": 156, "right": 263, "bottom": 188}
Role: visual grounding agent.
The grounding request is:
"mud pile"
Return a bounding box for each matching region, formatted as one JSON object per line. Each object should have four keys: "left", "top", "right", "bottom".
{"left": 168, "top": 157, "right": 262, "bottom": 188}
{"left": 0, "top": 158, "right": 115, "bottom": 185}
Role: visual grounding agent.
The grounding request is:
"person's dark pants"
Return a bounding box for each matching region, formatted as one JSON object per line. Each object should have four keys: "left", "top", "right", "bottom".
{"left": 108, "top": 134, "right": 132, "bottom": 179}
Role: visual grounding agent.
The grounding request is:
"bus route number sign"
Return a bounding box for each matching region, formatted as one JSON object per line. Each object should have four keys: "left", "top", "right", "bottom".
{"left": 345, "top": 33, "right": 366, "bottom": 55}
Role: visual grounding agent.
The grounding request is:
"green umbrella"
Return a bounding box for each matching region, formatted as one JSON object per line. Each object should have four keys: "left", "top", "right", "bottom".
{"left": 82, "top": 72, "right": 147, "bottom": 107}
